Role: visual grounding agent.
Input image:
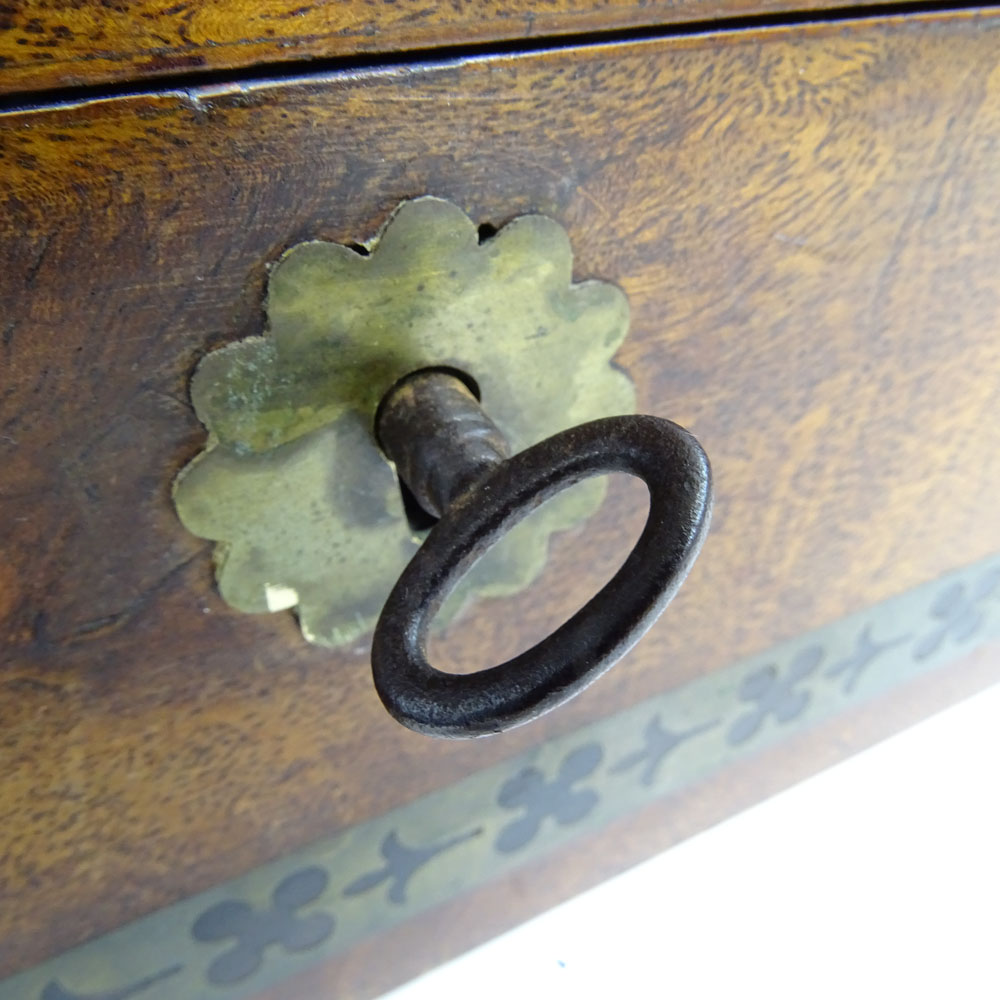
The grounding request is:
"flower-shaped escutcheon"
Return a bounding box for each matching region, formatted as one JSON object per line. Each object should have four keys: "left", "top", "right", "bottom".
{"left": 173, "top": 197, "right": 635, "bottom": 647}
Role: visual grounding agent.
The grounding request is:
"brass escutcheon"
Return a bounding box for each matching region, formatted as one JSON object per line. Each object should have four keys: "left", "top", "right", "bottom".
{"left": 172, "top": 197, "right": 635, "bottom": 647}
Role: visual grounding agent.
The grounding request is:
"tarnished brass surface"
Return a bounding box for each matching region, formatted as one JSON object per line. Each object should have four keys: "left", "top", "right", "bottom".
{"left": 173, "top": 197, "right": 634, "bottom": 647}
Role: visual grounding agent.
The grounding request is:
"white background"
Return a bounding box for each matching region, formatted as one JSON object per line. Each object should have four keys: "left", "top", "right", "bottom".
{"left": 382, "top": 682, "right": 1000, "bottom": 1000}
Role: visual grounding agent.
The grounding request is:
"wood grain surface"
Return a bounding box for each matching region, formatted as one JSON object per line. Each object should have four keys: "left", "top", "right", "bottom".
{"left": 3, "top": 8, "right": 1000, "bottom": 983}
{"left": 0, "top": 0, "right": 923, "bottom": 97}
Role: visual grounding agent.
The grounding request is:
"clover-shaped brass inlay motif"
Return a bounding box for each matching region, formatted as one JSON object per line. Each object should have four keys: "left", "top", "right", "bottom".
{"left": 173, "top": 197, "right": 634, "bottom": 647}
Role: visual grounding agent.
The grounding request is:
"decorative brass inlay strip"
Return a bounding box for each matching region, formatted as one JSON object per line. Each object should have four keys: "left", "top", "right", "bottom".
{"left": 4, "top": 557, "right": 999, "bottom": 1000}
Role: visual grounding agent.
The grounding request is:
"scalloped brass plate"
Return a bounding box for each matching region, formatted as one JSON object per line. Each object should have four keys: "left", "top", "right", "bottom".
{"left": 172, "top": 197, "right": 635, "bottom": 647}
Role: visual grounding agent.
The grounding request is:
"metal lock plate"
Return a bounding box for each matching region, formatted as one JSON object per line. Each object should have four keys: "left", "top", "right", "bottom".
{"left": 173, "top": 197, "right": 634, "bottom": 647}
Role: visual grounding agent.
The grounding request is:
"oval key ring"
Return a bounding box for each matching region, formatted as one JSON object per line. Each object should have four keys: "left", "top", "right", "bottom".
{"left": 372, "top": 400, "right": 712, "bottom": 738}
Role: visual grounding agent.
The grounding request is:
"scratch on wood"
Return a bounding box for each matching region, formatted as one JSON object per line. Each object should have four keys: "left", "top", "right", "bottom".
{"left": 65, "top": 546, "right": 210, "bottom": 644}
{"left": 25, "top": 234, "right": 50, "bottom": 288}
{"left": 1, "top": 676, "right": 67, "bottom": 696}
